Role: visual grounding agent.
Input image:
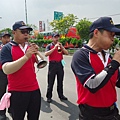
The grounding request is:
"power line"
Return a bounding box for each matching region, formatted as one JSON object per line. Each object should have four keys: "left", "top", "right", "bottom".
{"left": 89, "top": 13, "right": 120, "bottom": 20}
{"left": 109, "top": 13, "right": 120, "bottom": 16}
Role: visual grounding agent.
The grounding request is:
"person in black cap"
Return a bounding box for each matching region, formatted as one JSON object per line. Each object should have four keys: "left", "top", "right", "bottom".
{"left": 0, "top": 31, "right": 11, "bottom": 120}
{"left": 71, "top": 17, "right": 120, "bottom": 120}
{"left": 45, "top": 32, "right": 68, "bottom": 103}
{"left": 0, "top": 21, "right": 41, "bottom": 120}
{"left": 0, "top": 32, "right": 11, "bottom": 46}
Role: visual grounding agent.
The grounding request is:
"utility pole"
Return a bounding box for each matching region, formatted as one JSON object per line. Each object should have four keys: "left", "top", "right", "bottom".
{"left": 47, "top": 19, "right": 50, "bottom": 31}
{"left": 25, "top": 0, "right": 28, "bottom": 24}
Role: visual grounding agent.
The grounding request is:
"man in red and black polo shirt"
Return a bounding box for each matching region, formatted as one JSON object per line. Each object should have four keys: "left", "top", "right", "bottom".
{"left": 45, "top": 33, "right": 68, "bottom": 103}
{"left": 71, "top": 17, "right": 120, "bottom": 120}
{"left": 0, "top": 21, "right": 41, "bottom": 120}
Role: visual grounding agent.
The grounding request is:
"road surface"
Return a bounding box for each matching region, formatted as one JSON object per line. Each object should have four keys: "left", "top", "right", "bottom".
{"left": 7, "top": 54, "right": 120, "bottom": 120}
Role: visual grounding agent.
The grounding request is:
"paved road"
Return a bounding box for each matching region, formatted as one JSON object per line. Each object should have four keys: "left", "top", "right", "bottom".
{"left": 37, "top": 55, "right": 79, "bottom": 120}
{"left": 7, "top": 54, "right": 120, "bottom": 120}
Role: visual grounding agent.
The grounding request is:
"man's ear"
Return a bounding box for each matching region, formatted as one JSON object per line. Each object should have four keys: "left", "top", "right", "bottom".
{"left": 93, "top": 29, "right": 99, "bottom": 37}
{"left": 12, "top": 30, "right": 15, "bottom": 35}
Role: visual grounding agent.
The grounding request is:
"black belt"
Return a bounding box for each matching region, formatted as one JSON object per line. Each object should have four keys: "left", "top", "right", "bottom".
{"left": 49, "top": 61, "right": 61, "bottom": 63}
{"left": 79, "top": 104, "right": 119, "bottom": 119}
{"left": 83, "top": 104, "right": 115, "bottom": 111}
{"left": 79, "top": 104, "right": 116, "bottom": 116}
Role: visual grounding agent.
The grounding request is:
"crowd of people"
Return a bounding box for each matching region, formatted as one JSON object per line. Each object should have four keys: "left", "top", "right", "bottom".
{"left": 0, "top": 16, "right": 120, "bottom": 120}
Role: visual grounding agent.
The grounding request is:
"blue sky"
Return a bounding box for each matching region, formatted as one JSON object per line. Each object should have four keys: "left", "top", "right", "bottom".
{"left": 0, "top": 0, "right": 120, "bottom": 30}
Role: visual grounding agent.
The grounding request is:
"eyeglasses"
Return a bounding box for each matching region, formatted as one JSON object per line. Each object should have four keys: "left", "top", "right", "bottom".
{"left": 19, "top": 30, "right": 30, "bottom": 34}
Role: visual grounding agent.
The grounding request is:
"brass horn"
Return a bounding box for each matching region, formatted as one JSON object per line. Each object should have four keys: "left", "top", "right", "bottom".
{"left": 36, "top": 52, "right": 47, "bottom": 69}
{"left": 27, "top": 42, "right": 47, "bottom": 69}
{"left": 58, "top": 46, "right": 62, "bottom": 53}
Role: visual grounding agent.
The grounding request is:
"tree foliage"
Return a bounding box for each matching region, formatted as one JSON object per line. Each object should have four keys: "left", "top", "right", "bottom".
{"left": 0, "top": 28, "right": 12, "bottom": 35}
{"left": 50, "top": 14, "right": 78, "bottom": 36}
{"left": 27, "top": 24, "right": 38, "bottom": 35}
{"left": 27, "top": 24, "right": 38, "bottom": 31}
{"left": 76, "top": 18, "right": 92, "bottom": 42}
{"left": 0, "top": 28, "right": 12, "bottom": 38}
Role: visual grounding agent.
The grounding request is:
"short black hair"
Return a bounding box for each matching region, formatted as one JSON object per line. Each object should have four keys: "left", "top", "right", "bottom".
{"left": 89, "top": 29, "right": 105, "bottom": 39}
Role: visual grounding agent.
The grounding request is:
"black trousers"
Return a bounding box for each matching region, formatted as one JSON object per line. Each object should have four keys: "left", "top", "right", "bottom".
{"left": 46, "top": 61, "right": 64, "bottom": 99}
{"left": 0, "top": 70, "right": 8, "bottom": 115}
{"left": 79, "top": 104, "right": 120, "bottom": 120}
{"left": 8, "top": 89, "right": 41, "bottom": 120}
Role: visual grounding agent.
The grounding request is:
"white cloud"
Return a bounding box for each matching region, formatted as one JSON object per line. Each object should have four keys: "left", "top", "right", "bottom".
{"left": 0, "top": 0, "right": 120, "bottom": 30}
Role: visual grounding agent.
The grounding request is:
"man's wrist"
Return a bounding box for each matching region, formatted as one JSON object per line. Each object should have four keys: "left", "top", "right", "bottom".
{"left": 61, "top": 47, "right": 65, "bottom": 50}
{"left": 24, "top": 55, "right": 29, "bottom": 61}
{"left": 53, "top": 47, "right": 56, "bottom": 50}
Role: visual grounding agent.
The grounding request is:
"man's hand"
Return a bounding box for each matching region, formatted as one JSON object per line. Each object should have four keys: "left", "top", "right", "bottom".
{"left": 25, "top": 43, "right": 39, "bottom": 59}
{"left": 54, "top": 42, "right": 60, "bottom": 49}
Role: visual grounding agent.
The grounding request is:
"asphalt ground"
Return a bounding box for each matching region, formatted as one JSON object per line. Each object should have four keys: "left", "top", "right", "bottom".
{"left": 6, "top": 54, "right": 120, "bottom": 120}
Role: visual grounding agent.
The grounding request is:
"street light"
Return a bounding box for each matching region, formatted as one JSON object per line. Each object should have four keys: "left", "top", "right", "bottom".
{"left": 25, "top": 0, "right": 28, "bottom": 24}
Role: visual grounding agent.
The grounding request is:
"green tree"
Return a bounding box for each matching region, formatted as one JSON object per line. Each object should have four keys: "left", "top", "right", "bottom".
{"left": 76, "top": 40, "right": 82, "bottom": 48}
{"left": 0, "top": 28, "right": 13, "bottom": 39}
{"left": 27, "top": 24, "right": 38, "bottom": 31}
{"left": 27, "top": 24, "right": 38, "bottom": 35}
{"left": 76, "top": 18, "right": 92, "bottom": 43}
{"left": 37, "top": 33, "right": 44, "bottom": 39}
{"left": 71, "top": 38, "right": 77, "bottom": 47}
{"left": 59, "top": 38, "right": 66, "bottom": 46}
{"left": 111, "top": 38, "right": 119, "bottom": 51}
{"left": 50, "top": 14, "right": 78, "bottom": 37}
{"left": 0, "top": 28, "right": 12, "bottom": 35}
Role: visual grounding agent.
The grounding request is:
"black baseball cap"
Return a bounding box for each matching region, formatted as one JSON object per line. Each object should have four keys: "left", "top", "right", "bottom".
{"left": 52, "top": 32, "right": 60, "bottom": 37}
{"left": 1, "top": 31, "right": 11, "bottom": 37}
{"left": 12, "top": 21, "right": 33, "bottom": 31}
{"left": 90, "top": 17, "right": 120, "bottom": 35}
